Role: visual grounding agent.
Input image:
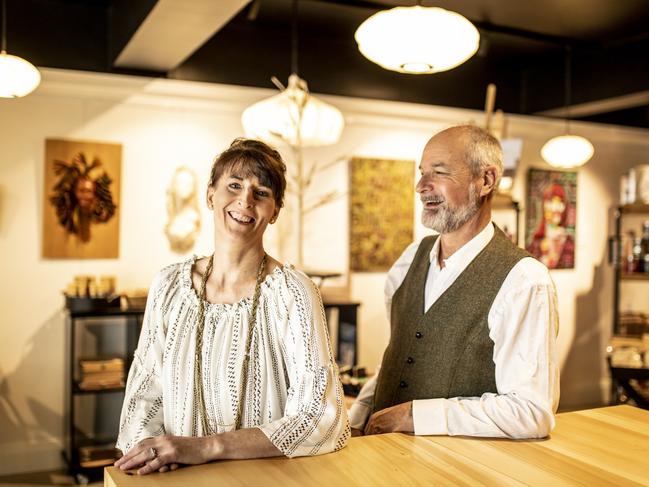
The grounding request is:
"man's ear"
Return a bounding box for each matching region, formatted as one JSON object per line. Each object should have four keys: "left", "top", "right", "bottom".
{"left": 206, "top": 186, "right": 215, "bottom": 209}
{"left": 479, "top": 166, "right": 498, "bottom": 197}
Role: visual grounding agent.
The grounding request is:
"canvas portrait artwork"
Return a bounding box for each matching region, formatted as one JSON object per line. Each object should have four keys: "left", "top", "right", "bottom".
{"left": 349, "top": 157, "right": 414, "bottom": 272}
{"left": 43, "top": 139, "right": 121, "bottom": 259}
{"left": 525, "top": 168, "right": 577, "bottom": 269}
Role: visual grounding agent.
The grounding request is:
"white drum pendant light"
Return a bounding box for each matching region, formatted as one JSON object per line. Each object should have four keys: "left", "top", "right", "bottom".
{"left": 541, "top": 135, "right": 594, "bottom": 169}
{"left": 241, "top": 0, "right": 343, "bottom": 147}
{"left": 0, "top": 0, "right": 40, "bottom": 98}
{"left": 354, "top": 4, "right": 480, "bottom": 74}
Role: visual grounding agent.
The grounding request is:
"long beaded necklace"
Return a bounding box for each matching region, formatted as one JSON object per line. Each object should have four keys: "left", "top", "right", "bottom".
{"left": 194, "top": 252, "right": 267, "bottom": 434}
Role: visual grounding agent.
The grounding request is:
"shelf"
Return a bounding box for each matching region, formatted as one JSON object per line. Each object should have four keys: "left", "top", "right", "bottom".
{"left": 619, "top": 203, "right": 649, "bottom": 214}
{"left": 67, "top": 307, "right": 145, "bottom": 318}
{"left": 609, "top": 366, "right": 649, "bottom": 380}
{"left": 621, "top": 273, "right": 649, "bottom": 281}
{"left": 73, "top": 382, "right": 125, "bottom": 394}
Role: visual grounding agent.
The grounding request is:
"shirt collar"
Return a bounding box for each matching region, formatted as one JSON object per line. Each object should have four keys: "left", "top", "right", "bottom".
{"left": 429, "top": 222, "right": 495, "bottom": 268}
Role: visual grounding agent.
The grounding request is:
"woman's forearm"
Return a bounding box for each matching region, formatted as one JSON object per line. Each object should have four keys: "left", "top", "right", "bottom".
{"left": 208, "top": 427, "right": 283, "bottom": 460}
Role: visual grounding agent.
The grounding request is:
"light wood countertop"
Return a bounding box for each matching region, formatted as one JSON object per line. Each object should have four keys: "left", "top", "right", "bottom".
{"left": 105, "top": 405, "right": 649, "bottom": 486}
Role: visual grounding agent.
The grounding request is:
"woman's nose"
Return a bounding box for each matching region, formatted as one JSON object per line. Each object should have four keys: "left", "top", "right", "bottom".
{"left": 238, "top": 189, "right": 254, "bottom": 207}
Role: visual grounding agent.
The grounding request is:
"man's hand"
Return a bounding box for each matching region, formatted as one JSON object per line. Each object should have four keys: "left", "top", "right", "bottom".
{"left": 114, "top": 436, "right": 216, "bottom": 475}
{"left": 351, "top": 428, "right": 364, "bottom": 437}
{"left": 364, "top": 401, "right": 414, "bottom": 435}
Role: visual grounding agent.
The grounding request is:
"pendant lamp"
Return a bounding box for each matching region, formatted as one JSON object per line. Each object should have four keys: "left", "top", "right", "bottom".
{"left": 0, "top": 0, "right": 40, "bottom": 98}
{"left": 541, "top": 46, "right": 593, "bottom": 168}
{"left": 241, "top": 0, "right": 344, "bottom": 266}
{"left": 354, "top": 2, "right": 479, "bottom": 74}
{"left": 241, "top": 0, "right": 343, "bottom": 147}
{"left": 241, "top": 73, "right": 344, "bottom": 147}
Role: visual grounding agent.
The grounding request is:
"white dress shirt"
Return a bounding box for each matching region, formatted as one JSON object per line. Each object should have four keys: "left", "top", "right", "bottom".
{"left": 349, "top": 223, "right": 560, "bottom": 438}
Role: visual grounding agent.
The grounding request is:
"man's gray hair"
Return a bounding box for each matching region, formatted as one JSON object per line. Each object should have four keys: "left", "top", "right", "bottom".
{"left": 456, "top": 125, "right": 503, "bottom": 194}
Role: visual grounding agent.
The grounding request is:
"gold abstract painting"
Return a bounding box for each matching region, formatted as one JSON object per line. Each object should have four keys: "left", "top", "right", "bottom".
{"left": 349, "top": 157, "right": 414, "bottom": 272}
{"left": 43, "top": 138, "right": 121, "bottom": 259}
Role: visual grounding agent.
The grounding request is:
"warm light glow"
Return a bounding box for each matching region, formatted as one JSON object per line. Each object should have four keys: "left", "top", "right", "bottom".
{"left": 0, "top": 51, "right": 41, "bottom": 98}
{"left": 241, "top": 74, "right": 344, "bottom": 147}
{"left": 541, "top": 134, "right": 594, "bottom": 168}
{"left": 354, "top": 6, "right": 480, "bottom": 74}
{"left": 499, "top": 176, "right": 514, "bottom": 192}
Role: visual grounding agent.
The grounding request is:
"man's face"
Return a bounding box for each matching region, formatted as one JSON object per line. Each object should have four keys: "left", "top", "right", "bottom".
{"left": 415, "top": 131, "right": 482, "bottom": 234}
{"left": 74, "top": 177, "right": 96, "bottom": 212}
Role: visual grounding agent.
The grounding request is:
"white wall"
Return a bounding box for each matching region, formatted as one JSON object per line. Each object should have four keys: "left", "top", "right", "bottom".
{"left": 1, "top": 69, "right": 648, "bottom": 474}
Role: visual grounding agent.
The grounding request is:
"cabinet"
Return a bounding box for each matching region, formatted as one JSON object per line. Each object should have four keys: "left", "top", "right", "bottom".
{"left": 609, "top": 203, "right": 649, "bottom": 409}
{"left": 64, "top": 306, "right": 144, "bottom": 480}
{"left": 323, "top": 301, "right": 359, "bottom": 367}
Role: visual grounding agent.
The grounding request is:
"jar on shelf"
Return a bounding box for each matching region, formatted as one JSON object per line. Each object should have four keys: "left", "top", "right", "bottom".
{"left": 635, "top": 164, "right": 649, "bottom": 204}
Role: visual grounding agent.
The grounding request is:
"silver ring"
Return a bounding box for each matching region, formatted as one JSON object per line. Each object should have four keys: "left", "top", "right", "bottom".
{"left": 149, "top": 447, "right": 157, "bottom": 459}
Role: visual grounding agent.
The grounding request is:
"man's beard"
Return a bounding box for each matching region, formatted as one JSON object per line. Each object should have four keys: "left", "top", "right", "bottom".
{"left": 421, "top": 184, "right": 481, "bottom": 233}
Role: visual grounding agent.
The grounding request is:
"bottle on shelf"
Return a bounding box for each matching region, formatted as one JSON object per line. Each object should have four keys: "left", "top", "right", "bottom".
{"left": 631, "top": 237, "right": 643, "bottom": 273}
{"left": 642, "top": 221, "right": 649, "bottom": 273}
{"left": 622, "top": 231, "right": 635, "bottom": 273}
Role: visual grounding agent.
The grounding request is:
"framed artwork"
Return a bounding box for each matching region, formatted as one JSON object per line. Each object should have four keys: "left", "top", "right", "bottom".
{"left": 43, "top": 138, "right": 122, "bottom": 259}
{"left": 525, "top": 168, "right": 577, "bottom": 269}
{"left": 349, "top": 157, "right": 414, "bottom": 272}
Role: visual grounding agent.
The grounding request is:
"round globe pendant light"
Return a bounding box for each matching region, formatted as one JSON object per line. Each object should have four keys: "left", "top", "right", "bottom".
{"left": 0, "top": 0, "right": 40, "bottom": 98}
{"left": 541, "top": 135, "right": 594, "bottom": 169}
{"left": 354, "top": 4, "right": 480, "bottom": 74}
{"left": 0, "top": 51, "right": 41, "bottom": 98}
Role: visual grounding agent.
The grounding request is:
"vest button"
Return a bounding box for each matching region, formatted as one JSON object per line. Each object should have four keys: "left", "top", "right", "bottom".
{"left": 415, "top": 332, "right": 422, "bottom": 338}
{"left": 399, "top": 381, "right": 407, "bottom": 388}
{"left": 406, "top": 357, "right": 414, "bottom": 364}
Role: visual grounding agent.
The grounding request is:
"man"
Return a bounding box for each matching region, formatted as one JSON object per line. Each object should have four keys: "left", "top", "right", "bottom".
{"left": 350, "top": 125, "right": 559, "bottom": 439}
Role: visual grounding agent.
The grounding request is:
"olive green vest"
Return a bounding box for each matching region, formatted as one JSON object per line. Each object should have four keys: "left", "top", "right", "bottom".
{"left": 373, "top": 225, "right": 530, "bottom": 413}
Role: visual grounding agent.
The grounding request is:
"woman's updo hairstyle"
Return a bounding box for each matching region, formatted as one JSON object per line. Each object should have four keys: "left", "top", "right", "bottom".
{"left": 209, "top": 138, "right": 287, "bottom": 208}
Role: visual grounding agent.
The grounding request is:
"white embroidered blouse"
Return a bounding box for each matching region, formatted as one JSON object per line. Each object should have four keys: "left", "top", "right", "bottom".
{"left": 116, "top": 256, "right": 350, "bottom": 457}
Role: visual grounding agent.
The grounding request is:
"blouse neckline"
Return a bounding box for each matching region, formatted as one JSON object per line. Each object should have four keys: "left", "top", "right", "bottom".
{"left": 181, "top": 255, "right": 291, "bottom": 312}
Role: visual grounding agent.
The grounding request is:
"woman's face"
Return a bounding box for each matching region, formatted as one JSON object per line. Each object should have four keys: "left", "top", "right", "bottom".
{"left": 206, "top": 167, "right": 279, "bottom": 243}
{"left": 543, "top": 195, "right": 566, "bottom": 226}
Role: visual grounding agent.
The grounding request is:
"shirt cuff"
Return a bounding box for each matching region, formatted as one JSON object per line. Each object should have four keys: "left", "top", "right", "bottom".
{"left": 412, "top": 398, "right": 448, "bottom": 436}
{"left": 348, "top": 402, "right": 372, "bottom": 430}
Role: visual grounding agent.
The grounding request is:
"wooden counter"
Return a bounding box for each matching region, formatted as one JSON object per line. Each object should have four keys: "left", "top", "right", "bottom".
{"left": 105, "top": 405, "right": 649, "bottom": 486}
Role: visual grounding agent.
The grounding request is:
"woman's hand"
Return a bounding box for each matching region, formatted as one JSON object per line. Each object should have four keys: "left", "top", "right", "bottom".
{"left": 114, "top": 436, "right": 219, "bottom": 475}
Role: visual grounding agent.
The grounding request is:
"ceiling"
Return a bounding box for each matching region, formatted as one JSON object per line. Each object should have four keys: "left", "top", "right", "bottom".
{"left": 6, "top": 0, "right": 649, "bottom": 128}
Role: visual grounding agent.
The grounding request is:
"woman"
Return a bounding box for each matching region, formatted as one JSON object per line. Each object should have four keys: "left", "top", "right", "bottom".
{"left": 115, "top": 139, "right": 349, "bottom": 475}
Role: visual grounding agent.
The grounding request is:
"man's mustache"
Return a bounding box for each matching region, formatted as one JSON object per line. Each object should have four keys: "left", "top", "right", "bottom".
{"left": 421, "top": 195, "right": 445, "bottom": 204}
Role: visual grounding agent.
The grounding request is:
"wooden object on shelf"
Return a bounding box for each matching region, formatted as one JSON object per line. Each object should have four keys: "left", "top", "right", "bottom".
{"left": 105, "top": 405, "right": 649, "bottom": 486}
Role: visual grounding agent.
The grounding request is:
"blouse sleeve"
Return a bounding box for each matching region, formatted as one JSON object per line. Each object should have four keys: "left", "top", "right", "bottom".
{"left": 258, "top": 270, "right": 350, "bottom": 457}
{"left": 116, "top": 268, "right": 172, "bottom": 453}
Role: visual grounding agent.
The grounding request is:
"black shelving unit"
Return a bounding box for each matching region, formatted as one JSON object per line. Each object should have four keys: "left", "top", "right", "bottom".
{"left": 64, "top": 306, "right": 144, "bottom": 481}
{"left": 609, "top": 203, "right": 649, "bottom": 409}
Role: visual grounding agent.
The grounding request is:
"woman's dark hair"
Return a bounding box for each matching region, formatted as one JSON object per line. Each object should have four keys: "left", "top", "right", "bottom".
{"left": 209, "top": 138, "right": 287, "bottom": 207}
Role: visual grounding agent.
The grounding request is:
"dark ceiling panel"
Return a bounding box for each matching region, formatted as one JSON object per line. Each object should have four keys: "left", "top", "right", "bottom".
{"left": 5, "top": 0, "right": 649, "bottom": 128}
{"left": 108, "top": 0, "right": 159, "bottom": 64}
{"left": 8, "top": 0, "right": 109, "bottom": 71}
